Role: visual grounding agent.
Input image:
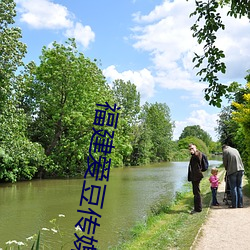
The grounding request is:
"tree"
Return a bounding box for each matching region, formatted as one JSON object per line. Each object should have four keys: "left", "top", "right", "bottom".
{"left": 178, "top": 136, "right": 209, "bottom": 156}
{"left": 231, "top": 80, "right": 250, "bottom": 176}
{"left": 139, "top": 102, "right": 174, "bottom": 162}
{"left": 129, "top": 122, "right": 153, "bottom": 165}
{"left": 215, "top": 72, "right": 250, "bottom": 176}
{"left": 0, "top": 0, "right": 48, "bottom": 182}
{"left": 0, "top": 0, "right": 27, "bottom": 109}
{"left": 216, "top": 72, "right": 250, "bottom": 149}
{"left": 216, "top": 106, "right": 240, "bottom": 147}
{"left": 24, "top": 39, "right": 117, "bottom": 176}
{"left": 179, "top": 125, "right": 212, "bottom": 146}
{"left": 111, "top": 79, "right": 141, "bottom": 165}
{"left": 190, "top": 0, "right": 250, "bottom": 107}
{"left": 112, "top": 79, "right": 140, "bottom": 124}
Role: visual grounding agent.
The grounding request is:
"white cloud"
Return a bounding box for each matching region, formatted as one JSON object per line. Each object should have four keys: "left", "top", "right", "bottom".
{"left": 214, "top": 7, "right": 250, "bottom": 81}
{"left": 130, "top": 0, "right": 250, "bottom": 97}
{"left": 16, "top": 0, "right": 73, "bottom": 29}
{"left": 131, "top": 0, "right": 198, "bottom": 85}
{"left": 16, "top": 0, "right": 95, "bottom": 49}
{"left": 132, "top": 1, "right": 176, "bottom": 23}
{"left": 65, "top": 22, "right": 95, "bottom": 48}
{"left": 103, "top": 65, "right": 155, "bottom": 103}
{"left": 173, "top": 110, "right": 219, "bottom": 141}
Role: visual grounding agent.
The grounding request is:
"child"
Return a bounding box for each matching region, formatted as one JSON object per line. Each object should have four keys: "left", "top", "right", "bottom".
{"left": 209, "top": 168, "right": 220, "bottom": 206}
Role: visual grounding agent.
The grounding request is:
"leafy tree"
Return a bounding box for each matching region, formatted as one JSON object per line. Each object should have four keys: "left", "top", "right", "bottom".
{"left": 111, "top": 79, "right": 140, "bottom": 165}
{"left": 216, "top": 73, "right": 250, "bottom": 151}
{"left": 0, "top": 0, "right": 48, "bottom": 182}
{"left": 209, "top": 141, "right": 222, "bottom": 155}
{"left": 0, "top": 0, "right": 27, "bottom": 109}
{"left": 179, "top": 125, "right": 212, "bottom": 146}
{"left": 190, "top": 0, "right": 250, "bottom": 107}
{"left": 24, "top": 39, "right": 118, "bottom": 176}
{"left": 112, "top": 79, "right": 140, "bottom": 124}
{"left": 214, "top": 72, "right": 250, "bottom": 176}
{"left": 178, "top": 136, "right": 209, "bottom": 156}
{"left": 129, "top": 122, "right": 153, "bottom": 165}
{"left": 216, "top": 106, "right": 239, "bottom": 147}
{"left": 231, "top": 81, "right": 250, "bottom": 176}
{"left": 170, "top": 141, "right": 190, "bottom": 161}
{"left": 139, "top": 102, "right": 174, "bottom": 162}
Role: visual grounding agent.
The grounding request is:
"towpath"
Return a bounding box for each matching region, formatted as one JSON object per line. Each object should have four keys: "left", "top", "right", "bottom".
{"left": 192, "top": 173, "right": 250, "bottom": 250}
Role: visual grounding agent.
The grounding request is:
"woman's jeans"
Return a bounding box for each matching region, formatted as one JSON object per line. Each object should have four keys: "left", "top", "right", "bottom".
{"left": 211, "top": 187, "right": 218, "bottom": 205}
{"left": 228, "top": 170, "right": 244, "bottom": 208}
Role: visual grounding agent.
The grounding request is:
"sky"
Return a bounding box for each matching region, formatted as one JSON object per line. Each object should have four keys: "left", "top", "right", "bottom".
{"left": 14, "top": 0, "right": 250, "bottom": 141}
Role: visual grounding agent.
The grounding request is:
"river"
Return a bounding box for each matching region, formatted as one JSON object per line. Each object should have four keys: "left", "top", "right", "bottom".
{"left": 0, "top": 159, "right": 222, "bottom": 249}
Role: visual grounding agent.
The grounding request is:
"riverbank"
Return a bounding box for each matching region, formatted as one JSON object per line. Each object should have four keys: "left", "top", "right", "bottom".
{"left": 110, "top": 168, "right": 224, "bottom": 250}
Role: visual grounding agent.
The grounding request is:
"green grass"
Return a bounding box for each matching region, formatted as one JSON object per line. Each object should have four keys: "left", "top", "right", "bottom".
{"left": 109, "top": 170, "right": 225, "bottom": 250}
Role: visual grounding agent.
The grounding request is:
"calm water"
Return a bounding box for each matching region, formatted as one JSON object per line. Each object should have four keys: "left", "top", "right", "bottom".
{"left": 0, "top": 160, "right": 221, "bottom": 249}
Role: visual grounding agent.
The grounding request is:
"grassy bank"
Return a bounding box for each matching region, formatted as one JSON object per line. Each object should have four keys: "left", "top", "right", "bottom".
{"left": 110, "top": 169, "right": 225, "bottom": 250}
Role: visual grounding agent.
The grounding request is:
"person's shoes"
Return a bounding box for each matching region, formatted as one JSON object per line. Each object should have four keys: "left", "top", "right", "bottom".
{"left": 212, "top": 203, "right": 220, "bottom": 206}
{"left": 238, "top": 205, "right": 243, "bottom": 208}
{"left": 190, "top": 209, "right": 201, "bottom": 214}
{"left": 228, "top": 205, "right": 236, "bottom": 208}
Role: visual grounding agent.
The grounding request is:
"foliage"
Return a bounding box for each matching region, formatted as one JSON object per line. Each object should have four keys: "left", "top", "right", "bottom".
{"left": 215, "top": 72, "right": 250, "bottom": 176}
{"left": 171, "top": 148, "right": 190, "bottom": 161}
{"left": 216, "top": 106, "right": 240, "bottom": 147}
{"left": 23, "top": 39, "right": 119, "bottom": 176}
{"left": 189, "top": 0, "right": 250, "bottom": 107}
{"left": 0, "top": 0, "right": 176, "bottom": 180}
{"left": 231, "top": 81, "right": 250, "bottom": 176}
{"left": 139, "top": 102, "right": 174, "bottom": 163}
{"left": 209, "top": 141, "right": 222, "bottom": 154}
{"left": 0, "top": 0, "right": 27, "bottom": 109}
{"left": 179, "top": 125, "right": 212, "bottom": 146}
{"left": 111, "top": 84, "right": 175, "bottom": 165}
{"left": 111, "top": 79, "right": 140, "bottom": 165}
{"left": 129, "top": 122, "right": 153, "bottom": 165}
{"left": 0, "top": 0, "right": 49, "bottom": 182}
{"left": 178, "top": 136, "right": 209, "bottom": 156}
{"left": 112, "top": 79, "right": 140, "bottom": 125}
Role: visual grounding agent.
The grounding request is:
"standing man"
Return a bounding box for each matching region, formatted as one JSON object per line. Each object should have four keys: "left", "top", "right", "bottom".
{"left": 222, "top": 144, "right": 244, "bottom": 208}
{"left": 188, "top": 143, "right": 204, "bottom": 214}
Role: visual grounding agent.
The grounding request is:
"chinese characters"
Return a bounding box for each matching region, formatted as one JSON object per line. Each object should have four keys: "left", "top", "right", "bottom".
{"left": 72, "top": 102, "right": 120, "bottom": 250}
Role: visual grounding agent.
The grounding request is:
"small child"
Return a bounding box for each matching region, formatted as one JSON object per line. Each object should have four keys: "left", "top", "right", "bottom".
{"left": 209, "top": 168, "right": 220, "bottom": 206}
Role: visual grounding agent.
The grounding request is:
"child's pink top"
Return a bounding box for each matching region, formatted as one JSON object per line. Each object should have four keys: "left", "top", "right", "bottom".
{"left": 209, "top": 175, "right": 219, "bottom": 188}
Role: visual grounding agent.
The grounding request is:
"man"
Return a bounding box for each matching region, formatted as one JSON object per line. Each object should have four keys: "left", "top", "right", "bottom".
{"left": 222, "top": 144, "right": 244, "bottom": 208}
{"left": 188, "top": 143, "right": 204, "bottom": 214}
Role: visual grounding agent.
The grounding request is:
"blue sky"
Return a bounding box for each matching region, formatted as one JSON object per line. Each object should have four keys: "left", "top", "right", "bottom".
{"left": 14, "top": 0, "right": 250, "bottom": 141}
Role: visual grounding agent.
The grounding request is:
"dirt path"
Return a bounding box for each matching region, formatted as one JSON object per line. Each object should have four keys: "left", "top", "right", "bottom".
{"left": 192, "top": 174, "right": 250, "bottom": 250}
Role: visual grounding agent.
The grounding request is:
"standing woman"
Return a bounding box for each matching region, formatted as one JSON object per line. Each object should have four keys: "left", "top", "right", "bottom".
{"left": 188, "top": 143, "right": 204, "bottom": 214}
